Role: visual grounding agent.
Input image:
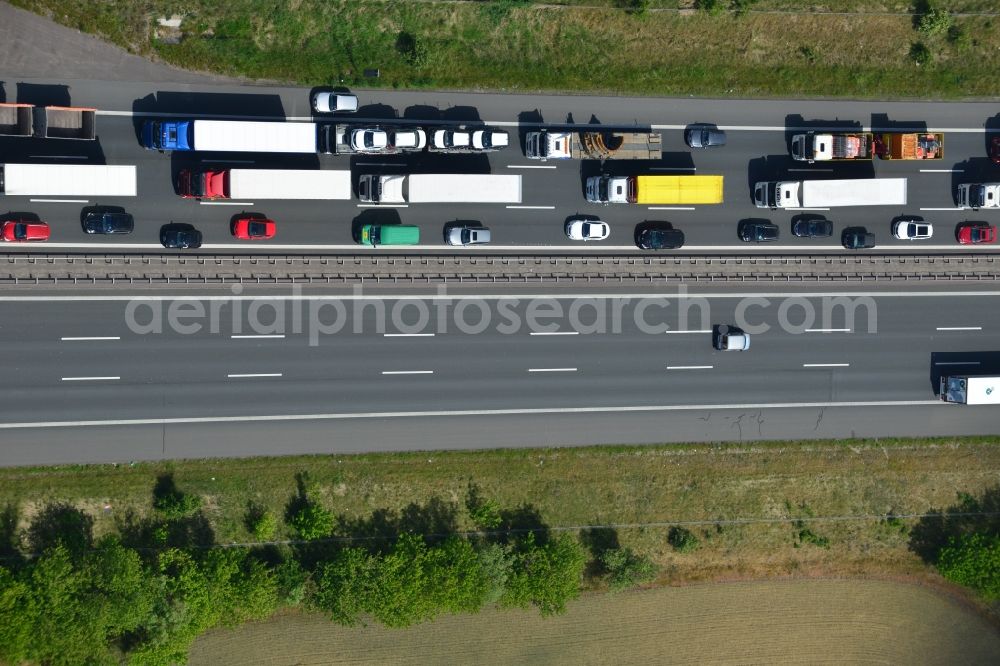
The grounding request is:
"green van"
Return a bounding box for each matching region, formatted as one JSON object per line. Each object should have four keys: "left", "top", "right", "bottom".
{"left": 359, "top": 224, "right": 420, "bottom": 247}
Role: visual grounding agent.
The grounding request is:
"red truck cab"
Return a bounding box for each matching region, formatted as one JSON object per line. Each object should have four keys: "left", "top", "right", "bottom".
{"left": 177, "top": 169, "right": 228, "bottom": 199}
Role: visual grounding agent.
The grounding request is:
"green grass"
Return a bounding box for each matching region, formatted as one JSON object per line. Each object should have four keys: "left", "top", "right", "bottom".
{"left": 9, "top": 0, "right": 1000, "bottom": 98}
{"left": 2, "top": 437, "right": 998, "bottom": 584}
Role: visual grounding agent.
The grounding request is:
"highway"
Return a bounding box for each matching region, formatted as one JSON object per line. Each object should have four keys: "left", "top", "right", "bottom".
{"left": 0, "top": 287, "right": 997, "bottom": 465}
{"left": 0, "top": 78, "right": 999, "bottom": 253}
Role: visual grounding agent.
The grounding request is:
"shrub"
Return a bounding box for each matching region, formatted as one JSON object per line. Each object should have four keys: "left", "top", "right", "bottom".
{"left": 696, "top": 0, "right": 726, "bottom": 16}
{"left": 795, "top": 527, "right": 830, "bottom": 548}
{"left": 918, "top": 7, "right": 953, "bottom": 37}
{"left": 288, "top": 504, "right": 334, "bottom": 541}
{"left": 936, "top": 533, "right": 1000, "bottom": 600}
{"left": 909, "top": 42, "right": 931, "bottom": 66}
{"left": 600, "top": 547, "right": 657, "bottom": 591}
{"left": 250, "top": 511, "right": 278, "bottom": 541}
{"left": 668, "top": 526, "right": 699, "bottom": 553}
{"left": 153, "top": 489, "right": 202, "bottom": 520}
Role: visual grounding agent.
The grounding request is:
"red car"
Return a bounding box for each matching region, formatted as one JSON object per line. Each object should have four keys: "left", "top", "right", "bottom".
{"left": 991, "top": 135, "right": 1000, "bottom": 166}
{"left": 957, "top": 222, "right": 996, "bottom": 245}
{"left": 2, "top": 220, "right": 50, "bottom": 242}
{"left": 231, "top": 216, "right": 276, "bottom": 240}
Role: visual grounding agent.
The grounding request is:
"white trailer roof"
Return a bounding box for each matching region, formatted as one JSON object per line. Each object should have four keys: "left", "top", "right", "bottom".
{"left": 802, "top": 178, "right": 906, "bottom": 207}
{"left": 965, "top": 377, "right": 1000, "bottom": 405}
{"left": 229, "top": 169, "right": 351, "bottom": 200}
{"left": 407, "top": 174, "right": 522, "bottom": 203}
{"left": 2, "top": 164, "right": 136, "bottom": 196}
{"left": 193, "top": 120, "right": 317, "bottom": 153}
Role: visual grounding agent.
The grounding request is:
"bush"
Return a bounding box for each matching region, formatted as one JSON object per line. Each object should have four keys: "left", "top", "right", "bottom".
{"left": 668, "top": 526, "right": 699, "bottom": 553}
{"left": 619, "top": 0, "right": 650, "bottom": 17}
{"left": 250, "top": 511, "right": 278, "bottom": 541}
{"left": 395, "top": 31, "right": 428, "bottom": 67}
{"left": 795, "top": 527, "right": 830, "bottom": 549}
{"left": 600, "top": 547, "right": 657, "bottom": 591}
{"left": 910, "top": 42, "right": 931, "bottom": 66}
{"left": 288, "top": 504, "right": 334, "bottom": 541}
{"left": 918, "top": 7, "right": 954, "bottom": 37}
{"left": 936, "top": 533, "right": 1000, "bottom": 600}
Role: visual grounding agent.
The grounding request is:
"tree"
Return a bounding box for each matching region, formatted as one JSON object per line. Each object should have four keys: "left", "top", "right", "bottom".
{"left": 936, "top": 533, "right": 1000, "bottom": 600}
{"left": 288, "top": 503, "right": 334, "bottom": 541}
{"left": 600, "top": 547, "right": 658, "bottom": 591}
{"left": 502, "top": 533, "right": 586, "bottom": 615}
{"left": 0, "top": 565, "right": 34, "bottom": 664}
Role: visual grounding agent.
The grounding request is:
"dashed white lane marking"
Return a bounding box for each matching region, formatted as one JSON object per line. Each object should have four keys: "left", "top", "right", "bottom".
{"left": 936, "top": 326, "right": 982, "bottom": 331}
{"left": 802, "top": 363, "right": 850, "bottom": 368}
{"left": 30, "top": 198, "right": 88, "bottom": 203}
{"left": 507, "top": 165, "right": 556, "bottom": 169}
{"left": 61, "top": 376, "right": 119, "bottom": 381}
{"left": 200, "top": 201, "right": 253, "bottom": 206}
{"left": 934, "top": 361, "right": 981, "bottom": 366}
{"left": 61, "top": 336, "right": 120, "bottom": 341}
{"left": 530, "top": 331, "right": 579, "bottom": 336}
{"left": 664, "top": 330, "right": 712, "bottom": 334}
{"left": 667, "top": 365, "right": 713, "bottom": 370}
{"left": 805, "top": 328, "right": 851, "bottom": 333}
{"left": 227, "top": 373, "right": 283, "bottom": 378}
{"left": 506, "top": 205, "right": 556, "bottom": 209}
{"left": 231, "top": 334, "right": 285, "bottom": 339}
{"left": 382, "top": 370, "right": 434, "bottom": 375}
{"left": 528, "top": 367, "right": 577, "bottom": 372}
{"left": 383, "top": 333, "right": 435, "bottom": 337}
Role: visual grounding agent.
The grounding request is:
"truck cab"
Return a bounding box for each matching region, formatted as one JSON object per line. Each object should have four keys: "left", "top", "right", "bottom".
{"left": 142, "top": 120, "right": 191, "bottom": 151}
{"left": 753, "top": 181, "right": 796, "bottom": 209}
{"left": 957, "top": 183, "right": 1000, "bottom": 210}
{"left": 358, "top": 174, "right": 406, "bottom": 204}
{"left": 525, "top": 130, "right": 572, "bottom": 160}
{"left": 585, "top": 175, "right": 628, "bottom": 204}
{"left": 176, "top": 169, "right": 227, "bottom": 199}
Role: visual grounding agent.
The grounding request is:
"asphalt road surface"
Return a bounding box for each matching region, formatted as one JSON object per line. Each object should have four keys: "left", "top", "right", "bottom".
{"left": 0, "top": 78, "right": 999, "bottom": 254}
{"left": 0, "top": 287, "right": 997, "bottom": 465}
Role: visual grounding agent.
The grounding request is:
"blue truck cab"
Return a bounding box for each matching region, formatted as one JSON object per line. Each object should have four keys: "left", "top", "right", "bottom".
{"left": 141, "top": 120, "right": 193, "bottom": 151}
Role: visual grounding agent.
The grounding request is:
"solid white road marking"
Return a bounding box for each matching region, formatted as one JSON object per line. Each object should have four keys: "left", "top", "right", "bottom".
{"left": 667, "top": 365, "right": 713, "bottom": 370}
{"left": 227, "top": 373, "right": 283, "bottom": 378}
{"left": 29, "top": 198, "right": 88, "bottom": 203}
{"left": 61, "top": 376, "right": 119, "bottom": 381}
{"left": 802, "top": 363, "right": 850, "bottom": 368}
{"left": 60, "top": 336, "right": 120, "bottom": 341}
{"left": 936, "top": 326, "right": 982, "bottom": 331}
{"left": 0, "top": 399, "right": 947, "bottom": 429}
{"left": 530, "top": 331, "right": 579, "bottom": 336}
{"left": 231, "top": 334, "right": 286, "bottom": 339}
{"left": 384, "top": 333, "right": 435, "bottom": 337}
{"left": 381, "top": 370, "right": 434, "bottom": 375}
{"left": 528, "top": 367, "right": 577, "bottom": 372}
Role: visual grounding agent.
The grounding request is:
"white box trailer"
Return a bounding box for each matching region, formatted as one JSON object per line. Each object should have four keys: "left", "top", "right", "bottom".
{"left": 192, "top": 120, "right": 318, "bottom": 153}
{"left": 228, "top": 168, "right": 351, "bottom": 200}
{"left": 755, "top": 178, "right": 907, "bottom": 209}
{"left": 939, "top": 375, "right": 1000, "bottom": 405}
{"left": 0, "top": 163, "right": 137, "bottom": 197}
{"left": 358, "top": 173, "right": 522, "bottom": 204}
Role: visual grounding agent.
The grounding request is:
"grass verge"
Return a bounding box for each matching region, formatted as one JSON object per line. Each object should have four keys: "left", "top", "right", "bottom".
{"left": 3, "top": 437, "right": 999, "bottom": 586}
{"left": 9, "top": 0, "right": 1000, "bottom": 98}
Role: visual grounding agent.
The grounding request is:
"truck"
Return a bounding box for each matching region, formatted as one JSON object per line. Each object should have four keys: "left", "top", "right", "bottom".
{"left": 585, "top": 174, "right": 723, "bottom": 205}
{"left": 317, "top": 124, "right": 426, "bottom": 155}
{"left": 429, "top": 127, "right": 509, "bottom": 153}
{"left": 939, "top": 375, "right": 1000, "bottom": 405}
{"left": 30, "top": 106, "right": 97, "bottom": 140}
{"left": 790, "top": 132, "right": 873, "bottom": 163}
{"left": 956, "top": 183, "right": 1000, "bottom": 210}
{"left": 753, "top": 178, "right": 907, "bottom": 209}
{"left": 525, "top": 130, "right": 662, "bottom": 161}
{"left": 874, "top": 132, "right": 943, "bottom": 160}
{"left": 176, "top": 168, "right": 351, "bottom": 200}
{"left": 142, "top": 119, "right": 318, "bottom": 153}
{"left": 0, "top": 103, "right": 33, "bottom": 137}
{"left": 357, "top": 173, "right": 522, "bottom": 204}
{"left": 0, "top": 164, "right": 136, "bottom": 197}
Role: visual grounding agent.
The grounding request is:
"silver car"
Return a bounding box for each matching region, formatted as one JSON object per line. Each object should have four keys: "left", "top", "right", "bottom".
{"left": 312, "top": 92, "right": 359, "bottom": 114}
{"left": 446, "top": 225, "right": 492, "bottom": 246}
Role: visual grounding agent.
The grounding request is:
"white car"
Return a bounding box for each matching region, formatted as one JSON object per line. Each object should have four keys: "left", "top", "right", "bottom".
{"left": 311, "top": 92, "right": 359, "bottom": 114}
{"left": 713, "top": 325, "right": 750, "bottom": 351}
{"left": 393, "top": 128, "right": 427, "bottom": 151}
{"left": 892, "top": 219, "right": 933, "bottom": 240}
{"left": 565, "top": 218, "right": 610, "bottom": 241}
{"left": 446, "top": 225, "right": 492, "bottom": 246}
{"left": 433, "top": 129, "right": 471, "bottom": 149}
{"left": 351, "top": 128, "right": 388, "bottom": 152}
{"left": 472, "top": 129, "right": 509, "bottom": 150}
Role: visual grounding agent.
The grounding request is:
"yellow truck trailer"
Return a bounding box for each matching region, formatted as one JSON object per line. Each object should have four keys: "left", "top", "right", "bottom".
{"left": 586, "top": 174, "right": 724, "bottom": 204}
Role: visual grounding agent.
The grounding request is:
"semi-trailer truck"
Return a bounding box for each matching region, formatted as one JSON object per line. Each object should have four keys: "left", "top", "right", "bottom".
{"left": 143, "top": 119, "right": 319, "bottom": 153}
{"left": 754, "top": 178, "right": 907, "bottom": 209}
{"left": 939, "top": 375, "right": 1000, "bottom": 405}
{"left": 0, "top": 103, "right": 33, "bottom": 137}
{"left": 874, "top": 132, "right": 943, "bottom": 160}
{"left": 585, "top": 174, "right": 723, "bottom": 205}
{"left": 357, "top": 173, "right": 522, "bottom": 204}
{"left": 0, "top": 164, "right": 136, "bottom": 197}
{"left": 956, "top": 183, "right": 1000, "bottom": 210}
{"left": 790, "top": 132, "right": 873, "bottom": 163}
{"left": 177, "top": 168, "right": 351, "bottom": 200}
{"left": 525, "top": 130, "right": 663, "bottom": 161}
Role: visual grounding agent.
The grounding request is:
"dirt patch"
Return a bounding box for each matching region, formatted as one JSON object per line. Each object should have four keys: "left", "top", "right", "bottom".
{"left": 189, "top": 578, "right": 1000, "bottom": 665}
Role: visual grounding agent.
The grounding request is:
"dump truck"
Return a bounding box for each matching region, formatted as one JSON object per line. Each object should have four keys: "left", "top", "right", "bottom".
{"left": 585, "top": 174, "right": 723, "bottom": 205}
{"left": 31, "top": 106, "right": 97, "bottom": 140}
{"left": 957, "top": 183, "right": 1000, "bottom": 209}
{"left": 0, "top": 103, "right": 33, "bottom": 137}
{"left": 357, "top": 173, "right": 522, "bottom": 204}
{"left": 790, "top": 132, "right": 873, "bottom": 162}
{"left": 0, "top": 164, "right": 136, "bottom": 197}
{"left": 176, "top": 168, "right": 352, "bottom": 200}
{"left": 754, "top": 178, "right": 907, "bottom": 209}
{"left": 939, "top": 375, "right": 1000, "bottom": 405}
{"left": 874, "top": 133, "right": 943, "bottom": 160}
{"left": 143, "top": 119, "right": 319, "bottom": 153}
{"left": 525, "top": 130, "right": 662, "bottom": 161}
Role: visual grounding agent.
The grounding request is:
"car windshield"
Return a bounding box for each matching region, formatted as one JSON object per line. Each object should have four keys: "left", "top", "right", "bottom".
{"left": 701, "top": 129, "right": 711, "bottom": 144}
{"left": 13, "top": 223, "right": 27, "bottom": 240}
{"left": 248, "top": 222, "right": 266, "bottom": 236}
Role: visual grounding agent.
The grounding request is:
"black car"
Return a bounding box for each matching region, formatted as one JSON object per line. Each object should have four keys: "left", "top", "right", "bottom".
{"left": 738, "top": 219, "right": 779, "bottom": 242}
{"left": 792, "top": 217, "right": 833, "bottom": 238}
{"left": 82, "top": 209, "right": 134, "bottom": 235}
{"left": 685, "top": 124, "right": 727, "bottom": 149}
{"left": 160, "top": 223, "right": 203, "bottom": 249}
{"left": 635, "top": 224, "right": 685, "bottom": 250}
{"left": 842, "top": 227, "right": 875, "bottom": 250}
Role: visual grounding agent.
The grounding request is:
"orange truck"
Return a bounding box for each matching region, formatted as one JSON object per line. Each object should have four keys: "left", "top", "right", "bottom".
{"left": 874, "top": 132, "right": 943, "bottom": 160}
